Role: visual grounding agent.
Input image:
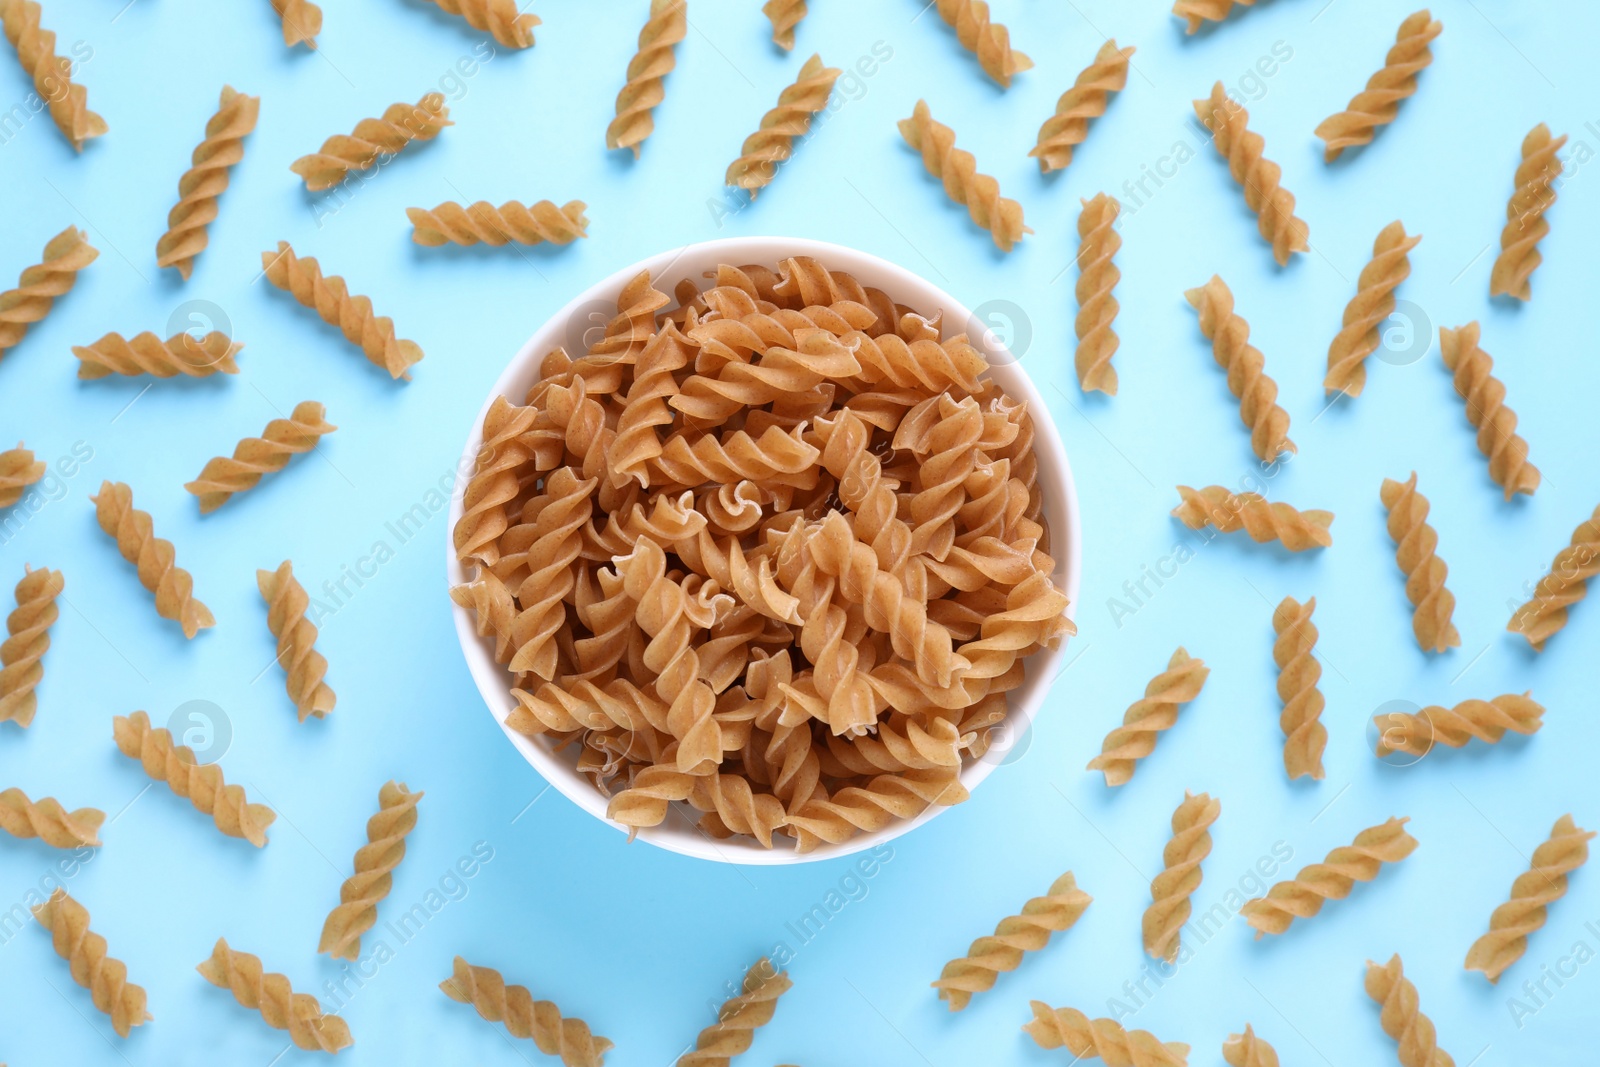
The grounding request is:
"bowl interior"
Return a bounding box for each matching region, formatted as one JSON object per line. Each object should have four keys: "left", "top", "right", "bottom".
{"left": 447, "top": 235, "right": 1081, "bottom": 865}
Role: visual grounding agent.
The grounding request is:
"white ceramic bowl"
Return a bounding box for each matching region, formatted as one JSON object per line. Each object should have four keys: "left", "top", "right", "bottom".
{"left": 448, "top": 236, "right": 1080, "bottom": 865}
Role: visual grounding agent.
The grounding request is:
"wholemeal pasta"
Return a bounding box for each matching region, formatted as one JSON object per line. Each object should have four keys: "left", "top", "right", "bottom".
{"left": 724, "top": 54, "right": 841, "bottom": 197}
{"left": 679, "top": 958, "right": 790, "bottom": 1067}
{"left": 1024, "top": 1003, "right": 1189, "bottom": 1066}
{"left": 1173, "top": 486, "right": 1333, "bottom": 551}
{"left": 157, "top": 86, "right": 259, "bottom": 280}
{"left": 1507, "top": 503, "right": 1600, "bottom": 650}
{"left": 441, "top": 957, "right": 610, "bottom": 1066}
{"left": 0, "top": 564, "right": 62, "bottom": 727}
{"left": 1315, "top": 10, "right": 1441, "bottom": 161}
{"left": 419, "top": 0, "right": 537, "bottom": 49}
{"left": 291, "top": 93, "right": 451, "bottom": 190}
{"left": 1173, "top": 0, "right": 1256, "bottom": 35}
{"left": 932, "top": 871, "right": 1091, "bottom": 1010}
{"left": 1438, "top": 323, "right": 1539, "bottom": 499}
{"left": 74, "top": 330, "right": 243, "bottom": 379}
{"left": 1144, "top": 790, "right": 1219, "bottom": 962}
{"left": 198, "top": 938, "right": 353, "bottom": 1053}
{"left": 258, "top": 561, "right": 337, "bottom": 721}
{"left": 1365, "top": 954, "right": 1454, "bottom": 1067}
{"left": 761, "top": 0, "right": 805, "bottom": 50}
{"left": 1087, "top": 648, "right": 1209, "bottom": 786}
{"left": 0, "top": 443, "right": 44, "bottom": 507}
{"left": 270, "top": 0, "right": 322, "bottom": 49}
{"left": 1464, "top": 814, "right": 1594, "bottom": 983}
{"left": 1193, "top": 84, "right": 1308, "bottom": 265}
{"left": 899, "top": 99, "right": 1030, "bottom": 251}
{"left": 1272, "top": 596, "right": 1326, "bottom": 780}
{"left": 934, "top": 0, "right": 1031, "bottom": 88}
{"left": 1372, "top": 693, "right": 1545, "bottom": 758}
{"left": 1490, "top": 123, "right": 1565, "bottom": 301}
{"left": 1223, "top": 1024, "right": 1279, "bottom": 1067}
{"left": 33, "top": 889, "right": 150, "bottom": 1037}
{"left": 0, "top": 226, "right": 98, "bottom": 358}
{"left": 407, "top": 200, "right": 589, "bottom": 247}
{"left": 113, "top": 710, "right": 275, "bottom": 845}
{"left": 0, "top": 0, "right": 105, "bottom": 150}
{"left": 0, "top": 787, "right": 102, "bottom": 847}
{"left": 1325, "top": 222, "right": 1421, "bottom": 397}
{"left": 262, "top": 241, "right": 423, "bottom": 379}
{"left": 1185, "top": 276, "right": 1293, "bottom": 460}
{"left": 1241, "top": 817, "right": 1417, "bottom": 936}
{"left": 186, "top": 401, "right": 336, "bottom": 513}
{"left": 607, "top": 0, "right": 685, "bottom": 157}
{"left": 1075, "top": 193, "right": 1121, "bottom": 395}
{"left": 1031, "top": 39, "right": 1134, "bottom": 173}
{"left": 1380, "top": 473, "right": 1459, "bottom": 652}
{"left": 91, "top": 481, "right": 214, "bottom": 638}
{"left": 319, "top": 781, "right": 421, "bottom": 960}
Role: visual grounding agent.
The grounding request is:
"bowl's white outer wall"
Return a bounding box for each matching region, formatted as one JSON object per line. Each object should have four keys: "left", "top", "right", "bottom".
{"left": 447, "top": 236, "right": 1081, "bottom": 865}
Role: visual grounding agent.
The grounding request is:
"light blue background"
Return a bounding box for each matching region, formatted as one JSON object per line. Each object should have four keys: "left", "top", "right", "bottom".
{"left": 2, "top": 1, "right": 1597, "bottom": 1064}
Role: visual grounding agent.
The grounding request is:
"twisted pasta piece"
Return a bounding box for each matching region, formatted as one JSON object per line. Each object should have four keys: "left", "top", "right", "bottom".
{"left": 113, "top": 710, "right": 275, "bottom": 845}
{"left": 33, "top": 889, "right": 150, "bottom": 1038}
{"left": 1272, "top": 596, "right": 1326, "bottom": 780}
{"left": 786, "top": 769, "right": 966, "bottom": 850}
{"left": 1030, "top": 39, "right": 1133, "bottom": 172}
{"left": 1185, "top": 275, "right": 1293, "bottom": 460}
{"left": 262, "top": 241, "right": 423, "bottom": 379}
{"left": 1372, "top": 693, "right": 1545, "bottom": 758}
{"left": 1465, "top": 814, "right": 1594, "bottom": 983}
{"left": 1490, "top": 123, "right": 1566, "bottom": 301}
{"left": 609, "top": 321, "right": 693, "bottom": 489}
{"left": 0, "top": 443, "right": 43, "bottom": 508}
{"left": 270, "top": 0, "right": 322, "bottom": 48}
{"left": 1224, "top": 1024, "right": 1279, "bottom": 1067}
{"left": 1365, "top": 955, "right": 1454, "bottom": 1067}
{"left": 441, "top": 957, "right": 610, "bottom": 1066}
{"left": 1508, "top": 504, "right": 1600, "bottom": 650}
{"left": 1087, "top": 648, "right": 1210, "bottom": 787}
{"left": 186, "top": 401, "right": 336, "bottom": 513}
{"left": 420, "top": 0, "right": 538, "bottom": 49}
{"left": 724, "top": 53, "right": 841, "bottom": 196}
{"left": 91, "top": 482, "right": 214, "bottom": 638}
{"left": 606, "top": 0, "right": 685, "bottom": 158}
{"left": 1380, "top": 473, "right": 1459, "bottom": 652}
{"left": 679, "top": 958, "right": 791, "bottom": 1067}
{"left": 651, "top": 424, "right": 821, "bottom": 490}
{"left": 1241, "top": 817, "right": 1417, "bottom": 936}
{"left": 1324, "top": 221, "right": 1422, "bottom": 397}
{"left": 0, "top": 0, "right": 105, "bottom": 150}
{"left": 198, "top": 938, "right": 352, "bottom": 1053}
{"left": 319, "top": 781, "right": 422, "bottom": 960}
{"left": 507, "top": 469, "right": 596, "bottom": 680}
{"left": 934, "top": 0, "right": 1031, "bottom": 88}
{"left": 0, "top": 564, "right": 61, "bottom": 728}
{"left": 1193, "top": 84, "right": 1308, "bottom": 265}
{"left": 1075, "top": 192, "right": 1121, "bottom": 395}
{"left": 0, "top": 788, "right": 101, "bottom": 847}
{"left": 761, "top": 0, "right": 805, "bottom": 50}
{"left": 1173, "top": 486, "right": 1333, "bottom": 552}
{"left": 157, "top": 86, "right": 259, "bottom": 280}
{"left": 0, "top": 225, "right": 97, "bottom": 357}
{"left": 407, "top": 199, "right": 589, "bottom": 247}
{"left": 258, "top": 561, "right": 336, "bottom": 722}
{"left": 933, "top": 871, "right": 1091, "bottom": 1010}
{"left": 291, "top": 93, "right": 451, "bottom": 190}
{"left": 1438, "top": 323, "right": 1538, "bottom": 499}
{"left": 1173, "top": 0, "right": 1257, "bottom": 34}
{"left": 455, "top": 397, "right": 539, "bottom": 567}
{"left": 1024, "top": 1003, "right": 1190, "bottom": 1066}
{"left": 899, "top": 99, "right": 1030, "bottom": 252}
{"left": 74, "top": 330, "right": 242, "bottom": 379}
{"left": 1145, "top": 790, "right": 1220, "bottom": 962}
{"left": 1316, "top": 11, "right": 1441, "bottom": 161}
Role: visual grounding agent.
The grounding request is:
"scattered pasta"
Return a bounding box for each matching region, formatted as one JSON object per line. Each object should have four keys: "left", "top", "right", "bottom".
{"left": 1325, "top": 221, "right": 1421, "bottom": 397}
{"left": 1024, "top": 1003, "right": 1190, "bottom": 1066}
{"left": 1241, "top": 817, "right": 1416, "bottom": 936}
{"left": 724, "top": 53, "right": 841, "bottom": 197}
{"left": 33, "top": 889, "right": 150, "bottom": 1037}
{"left": 761, "top": 0, "right": 805, "bottom": 50}
{"left": 0, "top": 564, "right": 62, "bottom": 728}
{"left": 607, "top": 0, "right": 685, "bottom": 157}
{"left": 1172, "top": 0, "right": 1256, "bottom": 35}
{"left": 1272, "top": 596, "right": 1326, "bottom": 780}
{"left": 1172, "top": 486, "right": 1333, "bottom": 551}
{"left": 1508, "top": 503, "right": 1600, "bottom": 650}
{"left": 1315, "top": 10, "right": 1441, "bottom": 161}
{"left": 74, "top": 330, "right": 243, "bottom": 379}
{"left": 186, "top": 401, "right": 336, "bottom": 513}
{"left": 899, "top": 99, "right": 1030, "bottom": 251}
{"left": 1193, "top": 83, "right": 1309, "bottom": 265}
{"left": 1030, "top": 39, "right": 1134, "bottom": 173}
{"left": 0, "top": 0, "right": 105, "bottom": 150}
{"left": 1185, "top": 275, "right": 1293, "bottom": 459}
{"left": 441, "top": 957, "right": 610, "bottom": 1066}
{"left": 157, "top": 85, "right": 260, "bottom": 281}
{"left": 1372, "top": 693, "right": 1544, "bottom": 758}
{"left": 1075, "top": 193, "right": 1121, "bottom": 395}
{"left": 1224, "top": 1024, "right": 1279, "bottom": 1067}
{"left": 291, "top": 93, "right": 451, "bottom": 190}
{"left": 407, "top": 200, "right": 589, "bottom": 247}
{"left": 91, "top": 482, "right": 214, "bottom": 638}
{"left": 258, "top": 561, "right": 337, "bottom": 721}
{"left": 0, "top": 442, "right": 44, "bottom": 508}
{"left": 1145, "top": 790, "right": 1219, "bottom": 962}
{"left": 270, "top": 0, "right": 322, "bottom": 49}
{"left": 934, "top": 0, "right": 1031, "bottom": 88}
{"left": 1438, "top": 323, "right": 1539, "bottom": 499}
{"left": 0, "top": 787, "right": 102, "bottom": 847}
{"left": 198, "top": 938, "right": 353, "bottom": 1053}
{"left": 1490, "top": 123, "right": 1565, "bottom": 301}
{"left": 262, "top": 241, "right": 423, "bottom": 380}
{"left": 679, "top": 958, "right": 790, "bottom": 1067}
{"left": 0, "top": 226, "right": 97, "bottom": 358}
{"left": 1464, "top": 814, "right": 1594, "bottom": 983}
{"left": 319, "top": 781, "right": 422, "bottom": 960}
{"left": 1364, "top": 954, "right": 1454, "bottom": 1067}
{"left": 113, "top": 710, "right": 275, "bottom": 845}
{"left": 933, "top": 871, "right": 1091, "bottom": 1010}
{"left": 1087, "top": 648, "right": 1209, "bottom": 786}
{"left": 1380, "top": 473, "right": 1459, "bottom": 652}
{"left": 420, "top": 0, "right": 537, "bottom": 49}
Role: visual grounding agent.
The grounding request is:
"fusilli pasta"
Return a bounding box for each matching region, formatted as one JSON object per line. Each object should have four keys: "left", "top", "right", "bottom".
{"left": 420, "top": 0, "right": 537, "bottom": 49}
{"left": 1324, "top": 221, "right": 1421, "bottom": 397}
{"left": 0, "top": 0, "right": 105, "bottom": 149}
{"left": 408, "top": 199, "right": 589, "bottom": 247}
{"left": 761, "top": 0, "right": 805, "bottom": 50}
{"left": 262, "top": 241, "right": 423, "bottom": 379}
{"left": 157, "top": 85, "right": 259, "bottom": 281}
{"left": 198, "top": 938, "right": 353, "bottom": 1053}
{"left": 0, "top": 787, "right": 101, "bottom": 847}
{"left": 933, "top": 871, "right": 1091, "bottom": 1010}
{"left": 1438, "top": 322, "right": 1538, "bottom": 499}
{"left": 33, "top": 889, "right": 150, "bottom": 1037}
{"left": 1185, "top": 275, "right": 1293, "bottom": 460}
{"left": 725, "top": 53, "right": 841, "bottom": 196}
{"left": 441, "top": 957, "right": 610, "bottom": 1066}
{"left": 1272, "top": 596, "right": 1326, "bottom": 780}
{"left": 1242, "top": 817, "right": 1416, "bottom": 936}
{"left": 1464, "top": 814, "right": 1594, "bottom": 983}
{"left": 899, "top": 99, "right": 1029, "bottom": 251}
{"left": 678, "top": 957, "right": 791, "bottom": 1067}
{"left": 1380, "top": 472, "right": 1459, "bottom": 652}
{"left": 1024, "top": 1002, "right": 1190, "bottom": 1066}
{"left": 1490, "top": 123, "right": 1565, "bottom": 301}
{"left": 270, "top": 0, "right": 322, "bottom": 49}
{"left": 319, "top": 781, "right": 421, "bottom": 960}
{"left": 186, "top": 401, "right": 336, "bottom": 513}
{"left": 1365, "top": 954, "right": 1454, "bottom": 1067}
{"left": 74, "top": 330, "right": 242, "bottom": 379}
{"left": 1508, "top": 503, "right": 1600, "bottom": 650}
{"left": 1224, "top": 1024, "right": 1279, "bottom": 1067}
{"left": 91, "top": 482, "right": 214, "bottom": 637}
{"left": 1075, "top": 193, "right": 1120, "bottom": 395}
{"left": 607, "top": 0, "right": 685, "bottom": 157}
{"left": 1030, "top": 39, "right": 1133, "bottom": 172}
{"left": 0, "top": 564, "right": 62, "bottom": 728}
{"left": 0, "top": 442, "right": 44, "bottom": 508}
{"left": 1144, "top": 790, "right": 1219, "bottom": 962}
{"left": 1193, "top": 83, "right": 1308, "bottom": 265}
{"left": 1087, "top": 648, "right": 1210, "bottom": 786}
{"left": 1173, "top": 0, "right": 1256, "bottom": 35}
{"left": 291, "top": 93, "right": 450, "bottom": 190}
{"left": 1172, "top": 486, "right": 1333, "bottom": 552}
{"left": 0, "top": 225, "right": 97, "bottom": 357}
{"left": 934, "top": 0, "right": 1031, "bottom": 88}
{"left": 113, "top": 710, "right": 275, "bottom": 845}
{"left": 1372, "top": 693, "right": 1544, "bottom": 758}
{"left": 1315, "top": 10, "right": 1441, "bottom": 161}
{"left": 258, "top": 560, "right": 336, "bottom": 721}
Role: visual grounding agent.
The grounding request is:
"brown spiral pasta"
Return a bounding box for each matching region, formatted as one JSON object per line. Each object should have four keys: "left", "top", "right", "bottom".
{"left": 1184, "top": 275, "right": 1294, "bottom": 461}
{"left": 0, "top": 442, "right": 44, "bottom": 508}
{"left": 198, "top": 938, "right": 353, "bottom": 1052}
{"left": 408, "top": 200, "right": 589, "bottom": 247}
{"left": 1087, "top": 648, "right": 1210, "bottom": 786}
{"left": 1325, "top": 221, "right": 1421, "bottom": 398}
{"left": 0, "top": 564, "right": 63, "bottom": 728}
{"left": 1075, "top": 193, "right": 1121, "bottom": 395}
{"left": 421, "top": 0, "right": 538, "bottom": 49}
{"left": 1272, "top": 596, "right": 1326, "bottom": 780}
{"left": 606, "top": 0, "right": 685, "bottom": 158}
{"left": 0, "top": 225, "right": 97, "bottom": 358}
{"left": 291, "top": 93, "right": 451, "bottom": 190}
{"left": 1194, "top": 83, "right": 1309, "bottom": 265}
{"left": 1464, "top": 814, "right": 1594, "bottom": 983}
{"left": 1144, "top": 790, "right": 1219, "bottom": 962}
{"left": 1173, "top": 0, "right": 1257, "bottom": 34}
{"left": 761, "top": 0, "right": 805, "bottom": 50}
{"left": 186, "top": 401, "right": 336, "bottom": 513}
{"left": 899, "top": 99, "right": 1030, "bottom": 251}
{"left": 1173, "top": 485, "right": 1333, "bottom": 552}
{"left": 678, "top": 958, "right": 791, "bottom": 1067}
{"left": 1380, "top": 472, "right": 1459, "bottom": 652}
{"left": 1372, "top": 693, "right": 1544, "bottom": 758}
{"left": 74, "top": 330, "right": 242, "bottom": 379}
{"left": 1508, "top": 503, "right": 1600, "bottom": 650}
{"left": 1224, "top": 1024, "right": 1280, "bottom": 1067}
{"left": 33, "top": 889, "right": 150, "bottom": 1037}
{"left": 319, "top": 781, "right": 422, "bottom": 960}
{"left": 1241, "top": 817, "right": 1416, "bottom": 936}
{"left": 270, "top": 0, "right": 322, "bottom": 49}
{"left": 258, "top": 561, "right": 337, "bottom": 722}
{"left": 91, "top": 482, "right": 214, "bottom": 638}
{"left": 932, "top": 871, "right": 1090, "bottom": 1010}
{"left": 1030, "top": 40, "right": 1134, "bottom": 173}
{"left": 0, "top": 787, "right": 102, "bottom": 847}
{"left": 441, "top": 957, "right": 610, "bottom": 1066}
{"left": 157, "top": 85, "right": 260, "bottom": 281}
{"left": 1438, "top": 322, "right": 1538, "bottom": 499}
{"left": 1490, "top": 123, "right": 1565, "bottom": 301}
{"left": 934, "top": 0, "right": 1032, "bottom": 88}
{"left": 262, "top": 241, "right": 423, "bottom": 379}
{"left": 724, "top": 53, "right": 841, "bottom": 197}
{"left": 1316, "top": 10, "right": 1441, "bottom": 161}
{"left": 113, "top": 710, "right": 275, "bottom": 845}
{"left": 1365, "top": 955, "right": 1454, "bottom": 1067}
{"left": 1024, "top": 1003, "right": 1190, "bottom": 1066}
{"left": 0, "top": 0, "right": 105, "bottom": 150}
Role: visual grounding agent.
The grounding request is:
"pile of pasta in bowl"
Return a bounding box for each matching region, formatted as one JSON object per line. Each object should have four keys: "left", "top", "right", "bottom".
{"left": 450, "top": 255, "right": 1074, "bottom": 852}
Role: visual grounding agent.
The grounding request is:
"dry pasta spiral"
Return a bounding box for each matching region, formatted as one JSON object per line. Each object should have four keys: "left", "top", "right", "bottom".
{"left": 262, "top": 241, "right": 423, "bottom": 379}
{"left": 0, "top": 787, "right": 102, "bottom": 847}
{"left": 507, "top": 468, "right": 596, "bottom": 679}
{"left": 157, "top": 86, "right": 259, "bottom": 281}
{"left": 1272, "top": 595, "right": 1326, "bottom": 780}
{"left": 761, "top": 0, "right": 805, "bottom": 50}
{"left": 319, "top": 781, "right": 422, "bottom": 960}
{"left": 421, "top": 0, "right": 538, "bottom": 49}
{"left": 258, "top": 561, "right": 337, "bottom": 722}
{"left": 198, "top": 938, "right": 353, "bottom": 1053}
{"left": 0, "top": 1, "right": 105, "bottom": 150}
{"left": 932, "top": 871, "right": 1090, "bottom": 1010}
{"left": 1508, "top": 504, "right": 1600, "bottom": 650}
{"left": 1438, "top": 322, "right": 1538, "bottom": 499}
{"left": 725, "top": 53, "right": 841, "bottom": 196}
{"left": 1185, "top": 275, "right": 1293, "bottom": 460}
{"left": 291, "top": 93, "right": 451, "bottom": 190}
{"left": 899, "top": 99, "right": 1030, "bottom": 252}
{"left": 1373, "top": 693, "right": 1544, "bottom": 758}
{"left": 0, "top": 443, "right": 44, "bottom": 508}
{"left": 1194, "top": 83, "right": 1308, "bottom": 265}
{"left": 74, "top": 330, "right": 242, "bottom": 379}
{"left": 455, "top": 397, "right": 540, "bottom": 567}
{"left": 33, "top": 889, "right": 150, "bottom": 1038}
{"left": 934, "top": 0, "right": 1031, "bottom": 88}
{"left": 408, "top": 199, "right": 589, "bottom": 247}
{"left": 91, "top": 482, "right": 214, "bottom": 638}
{"left": 1075, "top": 192, "right": 1121, "bottom": 395}
{"left": 441, "top": 957, "right": 610, "bottom": 1066}
{"left": 1464, "top": 814, "right": 1594, "bottom": 983}
{"left": 1315, "top": 10, "right": 1441, "bottom": 161}
{"left": 0, "top": 564, "right": 62, "bottom": 728}
{"left": 1365, "top": 955, "right": 1454, "bottom": 1067}
{"left": 113, "top": 710, "right": 275, "bottom": 845}
{"left": 1173, "top": 0, "right": 1256, "bottom": 34}
{"left": 1172, "top": 486, "right": 1334, "bottom": 552}
{"left": 1325, "top": 221, "right": 1421, "bottom": 397}
{"left": 1024, "top": 1003, "right": 1191, "bottom": 1066}
{"left": 1087, "top": 648, "right": 1209, "bottom": 786}
{"left": 1380, "top": 473, "right": 1459, "bottom": 652}
{"left": 678, "top": 958, "right": 791, "bottom": 1067}
{"left": 1490, "top": 123, "right": 1565, "bottom": 301}
{"left": 186, "top": 401, "right": 336, "bottom": 513}
{"left": 1241, "top": 817, "right": 1416, "bottom": 936}
{"left": 1144, "top": 790, "right": 1219, "bottom": 963}
{"left": 1030, "top": 40, "right": 1133, "bottom": 172}
{"left": 270, "top": 0, "right": 322, "bottom": 49}
{"left": 607, "top": 0, "right": 685, "bottom": 158}
{"left": 1224, "top": 1024, "right": 1280, "bottom": 1067}
{"left": 0, "top": 226, "right": 97, "bottom": 357}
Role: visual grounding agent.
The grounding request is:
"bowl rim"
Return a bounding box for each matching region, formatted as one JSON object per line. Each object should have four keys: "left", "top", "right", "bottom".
{"left": 447, "top": 234, "right": 1081, "bottom": 865}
